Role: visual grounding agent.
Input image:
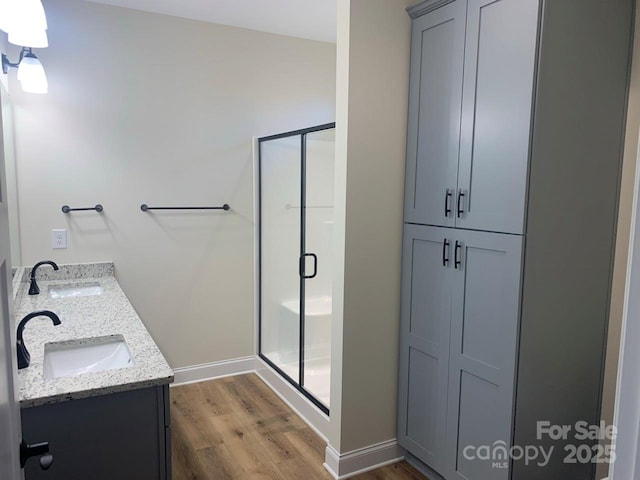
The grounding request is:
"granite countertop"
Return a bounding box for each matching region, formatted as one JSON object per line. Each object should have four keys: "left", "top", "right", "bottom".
{"left": 14, "top": 262, "right": 173, "bottom": 408}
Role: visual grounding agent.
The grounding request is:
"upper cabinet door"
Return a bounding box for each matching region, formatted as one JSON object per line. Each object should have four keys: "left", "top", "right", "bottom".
{"left": 456, "top": 0, "right": 540, "bottom": 234}
{"left": 404, "top": 0, "right": 466, "bottom": 228}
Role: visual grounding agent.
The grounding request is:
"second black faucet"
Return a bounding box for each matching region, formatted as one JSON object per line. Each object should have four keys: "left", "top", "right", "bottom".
{"left": 29, "top": 261, "right": 59, "bottom": 295}
{"left": 17, "top": 311, "right": 61, "bottom": 369}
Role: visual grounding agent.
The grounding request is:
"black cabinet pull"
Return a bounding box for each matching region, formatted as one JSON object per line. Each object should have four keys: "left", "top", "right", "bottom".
{"left": 454, "top": 241, "right": 462, "bottom": 269}
{"left": 457, "top": 190, "right": 466, "bottom": 218}
{"left": 442, "top": 239, "right": 450, "bottom": 267}
{"left": 445, "top": 189, "right": 453, "bottom": 217}
{"left": 20, "top": 440, "right": 53, "bottom": 470}
{"left": 300, "top": 253, "right": 318, "bottom": 279}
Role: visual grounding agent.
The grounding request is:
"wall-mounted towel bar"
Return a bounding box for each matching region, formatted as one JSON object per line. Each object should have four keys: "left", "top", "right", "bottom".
{"left": 140, "top": 204, "right": 230, "bottom": 212}
{"left": 62, "top": 205, "right": 103, "bottom": 213}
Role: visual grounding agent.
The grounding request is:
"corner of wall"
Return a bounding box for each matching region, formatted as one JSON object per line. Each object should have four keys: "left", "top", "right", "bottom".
{"left": 328, "top": 0, "right": 352, "bottom": 453}
{"left": 330, "top": 0, "right": 411, "bottom": 461}
{"left": 323, "top": 441, "right": 405, "bottom": 480}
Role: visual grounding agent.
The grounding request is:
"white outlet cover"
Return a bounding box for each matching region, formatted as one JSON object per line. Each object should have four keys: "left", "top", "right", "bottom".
{"left": 52, "top": 229, "right": 67, "bottom": 249}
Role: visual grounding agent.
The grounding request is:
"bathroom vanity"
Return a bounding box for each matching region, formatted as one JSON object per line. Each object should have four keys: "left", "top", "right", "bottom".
{"left": 12, "top": 263, "right": 173, "bottom": 480}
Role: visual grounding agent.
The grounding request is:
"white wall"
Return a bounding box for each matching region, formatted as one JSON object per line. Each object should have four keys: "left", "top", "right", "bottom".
{"left": 9, "top": 0, "right": 336, "bottom": 369}
{"left": 329, "top": 0, "right": 411, "bottom": 453}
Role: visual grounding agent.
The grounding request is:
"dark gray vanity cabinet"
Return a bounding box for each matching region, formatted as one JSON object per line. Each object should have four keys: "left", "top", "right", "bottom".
{"left": 398, "top": 0, "right": 633, "bottom": 479}
{"left": 21, "top": 385, "right": 171, "bottom": 480}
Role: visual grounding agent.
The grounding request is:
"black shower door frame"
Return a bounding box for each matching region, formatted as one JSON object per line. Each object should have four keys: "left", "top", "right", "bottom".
{"left": 258, "top": 122, "right": 335, "bottom": 416}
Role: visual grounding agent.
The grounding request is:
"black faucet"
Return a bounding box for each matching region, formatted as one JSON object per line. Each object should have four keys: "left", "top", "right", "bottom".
{"left": 28, "top": 261, "right": 59, "bottom": 295}
{"left": 17, "top": 311, "right": 61, "bottom": 369}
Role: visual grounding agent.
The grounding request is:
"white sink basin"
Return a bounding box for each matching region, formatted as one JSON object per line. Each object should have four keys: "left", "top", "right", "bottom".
{"left": 43, "top": 335, "right": 133, "bottom": 379}
{"left": 48, "top": 282, "right": 104, "bottom": 299}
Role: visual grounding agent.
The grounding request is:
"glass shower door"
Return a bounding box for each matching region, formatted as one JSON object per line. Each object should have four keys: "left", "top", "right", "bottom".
{"left": 259, "top": 134, "right": 301, "bottom": 383}
{"left": 302, "top": 129, "right": 335, "bottom": 409}
{"left": 259, "top": 123, "right": 335, "bottom": 415}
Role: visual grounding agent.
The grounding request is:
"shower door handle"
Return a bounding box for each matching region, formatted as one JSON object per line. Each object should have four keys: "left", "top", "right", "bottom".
{"left": 300, "top": 253, "right": 318, "bottom": 279}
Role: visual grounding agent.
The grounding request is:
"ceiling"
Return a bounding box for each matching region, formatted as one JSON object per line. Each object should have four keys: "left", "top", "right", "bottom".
{"left": 85, "top": 0, "right": 337, "bottom": 43}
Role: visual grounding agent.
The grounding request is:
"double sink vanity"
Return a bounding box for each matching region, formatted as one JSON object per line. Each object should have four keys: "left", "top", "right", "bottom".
{"left": 12, "top": 262, "right": 173, "bottom": 479}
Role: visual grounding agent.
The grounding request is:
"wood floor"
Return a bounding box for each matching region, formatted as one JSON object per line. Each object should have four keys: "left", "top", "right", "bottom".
{"left": 171, "top": 373, "right": 428, "bottom": 480}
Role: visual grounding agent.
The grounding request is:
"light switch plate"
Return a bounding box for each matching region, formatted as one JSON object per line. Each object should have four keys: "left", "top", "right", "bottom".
{"left": 52, "top": 229, "right": 67, "bottom": 249}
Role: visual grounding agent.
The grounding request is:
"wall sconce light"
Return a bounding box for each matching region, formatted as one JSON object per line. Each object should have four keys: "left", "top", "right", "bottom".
{"left": 0, "top": 0, "right": 49, "bottom": 94}
{"left": 2, "top": 47, "right": 48, "bottom": 94}
{"left": 0, "top": 0, "right": 48, "bottom": 48}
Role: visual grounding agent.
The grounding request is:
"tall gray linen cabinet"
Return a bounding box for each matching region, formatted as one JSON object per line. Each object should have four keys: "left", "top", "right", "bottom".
{"left": 396, "top": 1, "right": 634, "bottom": 479}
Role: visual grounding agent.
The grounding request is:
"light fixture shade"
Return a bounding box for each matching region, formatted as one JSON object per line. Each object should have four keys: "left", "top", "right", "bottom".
{"left": 0, "top": 0, "right": 14, "bottom": 34}
{"left": 8, "top": 27, "right": 48, "bottom": 48}
{"left": 20, "top": 76, "right": 48, "bottom": 94}
{"left": 13, "top": 0, "right": 47, "bottom": 30}
{"left": 18, "top": 53, "right": 48, "bottom": 94}
{"left": 31, "top": 0, "right": 48, "bottom": 30}
{"left": 6, "top": 0, "right": 48, "bottom": 47}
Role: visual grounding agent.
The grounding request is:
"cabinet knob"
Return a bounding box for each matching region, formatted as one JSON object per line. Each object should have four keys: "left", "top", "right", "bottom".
{"left": 40, "top": 454, "right": 54, "bottom": 470}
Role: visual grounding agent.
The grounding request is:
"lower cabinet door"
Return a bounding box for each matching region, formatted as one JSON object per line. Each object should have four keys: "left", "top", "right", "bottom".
{"left": 22, "top": 386, "right": 169, "bottom": 480}
{"left": 446, "top": 229, "right": 523, "bottom": 480}
{"left": 398, "top": 224, "right": 455, "bottom": 476}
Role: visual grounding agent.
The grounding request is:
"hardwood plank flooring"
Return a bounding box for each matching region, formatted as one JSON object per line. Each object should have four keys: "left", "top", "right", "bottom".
{"left": 171, "top": 373, "right": 428, "bottom": 480}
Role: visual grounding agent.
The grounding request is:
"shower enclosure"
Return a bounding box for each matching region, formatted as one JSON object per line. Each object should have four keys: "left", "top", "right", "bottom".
{"left": 258, "top": 123, "right": 335, "bottom": 414}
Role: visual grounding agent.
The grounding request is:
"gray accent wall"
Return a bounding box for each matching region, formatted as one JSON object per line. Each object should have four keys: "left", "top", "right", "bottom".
{"left": 513, "top": 0, "right": 634, "bottom": 479}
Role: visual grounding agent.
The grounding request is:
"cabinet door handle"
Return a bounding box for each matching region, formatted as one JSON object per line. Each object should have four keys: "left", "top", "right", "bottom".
{"left": 457, "top": 190, "right": 466, "bottom": 218}
{"left": 20, "top": 440, "right": 53, "bottom": 470}
{"left": 445, "top": 189, "right": 453, "bottom": 217}
{"left": 300, "top": 253, "right": 318, "bottom": 279}
{"left": 442, "top": 239, "right": 450, "bottom": 267}
{"left": 454, "top": 241, "right": 462, "bottom": 269}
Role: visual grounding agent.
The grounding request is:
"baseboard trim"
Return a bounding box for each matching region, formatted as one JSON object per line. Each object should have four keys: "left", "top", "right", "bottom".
{"left": 323, "top": 440, "right": 405, "bottom": 480}
{"left": 171, "top": 356, "right": 256, "bottom": 386}
{"left": 255, "top": 356, "right": 330, "bottom": 441}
